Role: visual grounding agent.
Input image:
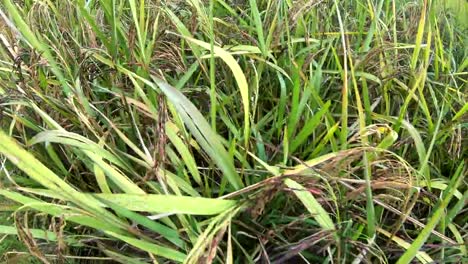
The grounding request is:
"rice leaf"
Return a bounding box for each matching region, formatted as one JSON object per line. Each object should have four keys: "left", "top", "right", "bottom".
{"left": 284, "top": 178, "right": 335, "bottom": 232}
{"left": 182, "top": 36, "right": 250, "bottom": 148}
{"left": 18, "top": 188, "right": 237, "bottom": 215}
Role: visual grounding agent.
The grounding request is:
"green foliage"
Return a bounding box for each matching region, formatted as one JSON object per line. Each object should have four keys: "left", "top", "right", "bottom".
{"left": 0, "top": 0, "right": 466, "bottom": 262}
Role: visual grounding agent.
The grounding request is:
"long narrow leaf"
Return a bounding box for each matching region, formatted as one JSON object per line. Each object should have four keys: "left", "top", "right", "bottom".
{"left": 182, "top": 36, "right": 250, "bottom": 148}
{"left": 19, "top": 188, "right": 237, "bottom": 215}
{"left": 284, "top": 179, "right": 335, "bottom": 233}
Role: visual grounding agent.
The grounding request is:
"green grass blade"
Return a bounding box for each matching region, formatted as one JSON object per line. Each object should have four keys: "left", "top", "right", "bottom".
{"left": 0, "top": 225, "right": 58, "bottom": 241}
{"left": 3, "top": 0, "right": 71, "bottom": 95}
{"left": 151, "top": 76, "right": 244, "bottom": 190}
{"left": 182, "top": 36, "right": 250, "bottom": 148}
{"left": 375, "top": 225, "right": 433, "bottom": 263}
{"left": 19, "top": 188, "right": 237, "bottom": 215}
{"left": 0, "top": 130, "right": 120, "bottom": 222}
{"left": 410, "top": 0, "right": 428, "bottom": 70}
{"left": 249, "top": 0, "right": 266, "bottom": 56}
{"left": 396, "top": 162, "right": 465, "bottom": 264}
{"left": 284, "top": 178, "right": 335, "bottom": 233}
{"left": 102, "top": 249, "right": 149, "bottom": 264}
{"left": 166, "top": 122, "right": 202, "bottom": 185}
{"left": 105, "top": 231, "right": 186, "bottom": 262}
{"left": 28, "top": 130, "right": 146, "bottom": 194}
{"left": 290, "top": 100, "right": 331, "bottom": 153}
{"left": 97, "top": 198, "right": 184, "bottom": 248}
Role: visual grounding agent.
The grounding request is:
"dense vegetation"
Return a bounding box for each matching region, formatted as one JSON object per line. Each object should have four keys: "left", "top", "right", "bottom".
{"left": 0, "top": 0, "right": 466, "bottom": 263}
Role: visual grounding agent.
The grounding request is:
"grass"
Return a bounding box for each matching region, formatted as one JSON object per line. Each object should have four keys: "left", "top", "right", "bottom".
{"left": 0, "top": 0, "right": 466, "bottom": 263}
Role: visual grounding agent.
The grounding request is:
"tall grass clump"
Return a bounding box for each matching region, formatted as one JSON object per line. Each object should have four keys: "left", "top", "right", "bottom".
{"left": 0, "top": 0, "right": 466, "bottom": 263}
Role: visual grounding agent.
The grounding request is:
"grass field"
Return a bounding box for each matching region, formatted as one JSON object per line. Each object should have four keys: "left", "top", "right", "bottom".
{"left": 0, "top": 0, "right": 466, "bottom": 263}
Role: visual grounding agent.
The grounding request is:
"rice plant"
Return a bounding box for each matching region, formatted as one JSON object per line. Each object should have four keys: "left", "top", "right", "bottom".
{"left": 0, "top": 0, "right": 466, "bottom": 263}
